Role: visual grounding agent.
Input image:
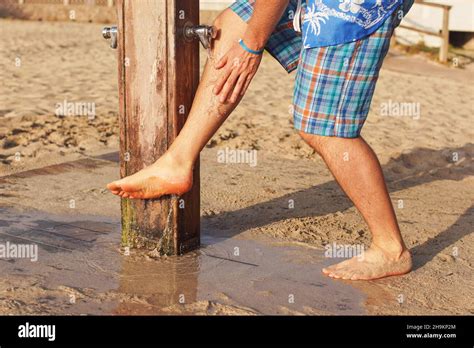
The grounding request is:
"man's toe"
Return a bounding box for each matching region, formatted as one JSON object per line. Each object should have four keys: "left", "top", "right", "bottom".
{"left": 120, "top": 182, "right": 141, "bottom": 193}
{"left": 338, "top": 269, "right": 353, "bottom": 280}
{"left": 350, "top": 273, "right": 360, "bottom": 280}
{"left": 107, "top": 182, "right": 121, "bottom": 191}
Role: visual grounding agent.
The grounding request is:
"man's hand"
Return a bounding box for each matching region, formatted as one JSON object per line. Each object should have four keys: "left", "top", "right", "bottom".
{"left": 213, "top": 41, "right": 263, "bottom": 104}
{"left": 212, "top": 0, "right": 289, "bottom": 104}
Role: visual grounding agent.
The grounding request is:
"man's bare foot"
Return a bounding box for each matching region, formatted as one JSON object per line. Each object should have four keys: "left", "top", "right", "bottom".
{"left": 107, "top": 153, "right": 193, "bottom": 199}
{"left": 322, "top": 244, "right": 412, "bottom": 281}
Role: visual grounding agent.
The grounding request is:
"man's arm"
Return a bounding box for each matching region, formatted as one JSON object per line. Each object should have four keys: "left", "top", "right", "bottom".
{"left": 242, "top": 0, "right": 290, "bottom": 51}
{"left": 213, "top": 0, "right": 290, "bottom": 103}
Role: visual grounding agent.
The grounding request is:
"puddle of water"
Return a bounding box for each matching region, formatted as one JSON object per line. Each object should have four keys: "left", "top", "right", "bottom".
{"left": 195, "top": 236, "right": 365, "bottom": 314}
{"left": 0, "top": 207, "right": 365, "bottom": 315}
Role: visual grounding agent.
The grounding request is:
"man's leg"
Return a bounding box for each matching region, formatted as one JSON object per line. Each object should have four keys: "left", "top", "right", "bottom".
{"left": 107, "top": 9, "right": 248, "bottom": 199}
{"left": 299, "top": 132, "right": 412, "bottom": 280}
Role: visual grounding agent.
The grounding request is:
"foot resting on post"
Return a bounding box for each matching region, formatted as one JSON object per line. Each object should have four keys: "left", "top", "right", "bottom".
{"left": 107, "top": 153, "right": 193, "bottom": 200}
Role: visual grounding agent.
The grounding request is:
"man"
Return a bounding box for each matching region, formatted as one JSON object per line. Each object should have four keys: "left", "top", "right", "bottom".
{"left": 108, "top": 0, "right": 414, "bottom": 281}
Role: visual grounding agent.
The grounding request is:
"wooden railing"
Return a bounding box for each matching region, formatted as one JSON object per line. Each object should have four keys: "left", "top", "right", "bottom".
{"left": 17, "top": 0, "right": 114, "bottom": 6}
{"left": 398, "top": 0, "right": 451, "bottom": 62}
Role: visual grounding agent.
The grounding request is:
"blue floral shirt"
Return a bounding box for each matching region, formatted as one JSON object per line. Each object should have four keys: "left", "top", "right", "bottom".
{"left": 301, "top": 0, "right": 404, "bottom": 48}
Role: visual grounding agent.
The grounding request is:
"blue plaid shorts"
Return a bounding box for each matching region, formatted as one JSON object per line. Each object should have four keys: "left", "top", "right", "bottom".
{"left": 229, "top": 0, "right": 413, "bottom": 138}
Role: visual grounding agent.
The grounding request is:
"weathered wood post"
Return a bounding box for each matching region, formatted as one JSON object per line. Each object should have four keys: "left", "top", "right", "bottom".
{"left": 111, "top": 0, "right": 201, "bottom": 255}
{"left": 439, "top": 5, "right": 450, "bottom": 63}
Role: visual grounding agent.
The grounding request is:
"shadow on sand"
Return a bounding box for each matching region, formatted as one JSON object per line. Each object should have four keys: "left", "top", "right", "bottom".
{"left": 202, "top": 143, "right": 473, "bottom": 266}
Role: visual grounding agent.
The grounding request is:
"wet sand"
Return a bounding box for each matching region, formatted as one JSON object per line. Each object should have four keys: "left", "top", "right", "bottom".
{"left": 0, "top": 18, "right": 473, "bottom": 315}
{"left": 0, "top": 188, "right": 364, "bottom": 315}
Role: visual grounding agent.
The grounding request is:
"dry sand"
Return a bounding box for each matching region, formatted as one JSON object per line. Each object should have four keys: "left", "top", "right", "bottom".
{"left": 0, "top": 17, "right": 473, "bottom": 315}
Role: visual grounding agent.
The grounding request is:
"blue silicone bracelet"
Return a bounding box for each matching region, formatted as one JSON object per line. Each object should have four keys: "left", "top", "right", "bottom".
{"left": 238, "top": 39, "right": 264, "bottom": 55}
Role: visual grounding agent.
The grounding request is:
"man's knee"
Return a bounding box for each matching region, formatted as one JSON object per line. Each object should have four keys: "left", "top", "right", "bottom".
{"left": 213, "top": 8, "right": 240, "bottom": 31}
{"left": 212, "top": 10, "right": 225, "bottom": 30}
{"left": 210, "top": 9, "right": 246, "bottom": 53}
{"left": 298, "top": 130, "right": 363, "bottom": 161}
{"left": 298, "top": 131, "right": 329, "bottom": 155}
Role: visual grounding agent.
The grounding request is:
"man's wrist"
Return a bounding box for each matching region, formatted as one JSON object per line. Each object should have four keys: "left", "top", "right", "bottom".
{"left": 239, "top": 39, "right": 265, "bottom": 55}
{"left": 241, "top": 30, "right": 267, "bottom": 52}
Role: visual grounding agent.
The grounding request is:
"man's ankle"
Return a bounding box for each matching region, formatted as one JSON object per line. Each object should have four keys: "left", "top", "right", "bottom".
{"left": 371, "top": 239, "right": 408, "bottom": 259}
{"left": 164, "top": 150, "right": 194, "bottom": 171}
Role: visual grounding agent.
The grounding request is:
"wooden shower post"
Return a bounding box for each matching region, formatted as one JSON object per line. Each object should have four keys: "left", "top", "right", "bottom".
{"left": 116, "top": 0, "right": 200, "bottom": 255}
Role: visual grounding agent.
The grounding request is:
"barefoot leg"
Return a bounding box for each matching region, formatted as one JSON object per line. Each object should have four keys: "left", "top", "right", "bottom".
{"left": 107, "top": 9, "right": 250, "bottom": 199}
{"left": 299, "top": 133, "right": 412, "bottom": 280}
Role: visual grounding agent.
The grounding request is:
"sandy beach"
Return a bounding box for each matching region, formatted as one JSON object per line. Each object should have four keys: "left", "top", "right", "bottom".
{"left": 0, "top": 14, "right": 473, "bottom": 316}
